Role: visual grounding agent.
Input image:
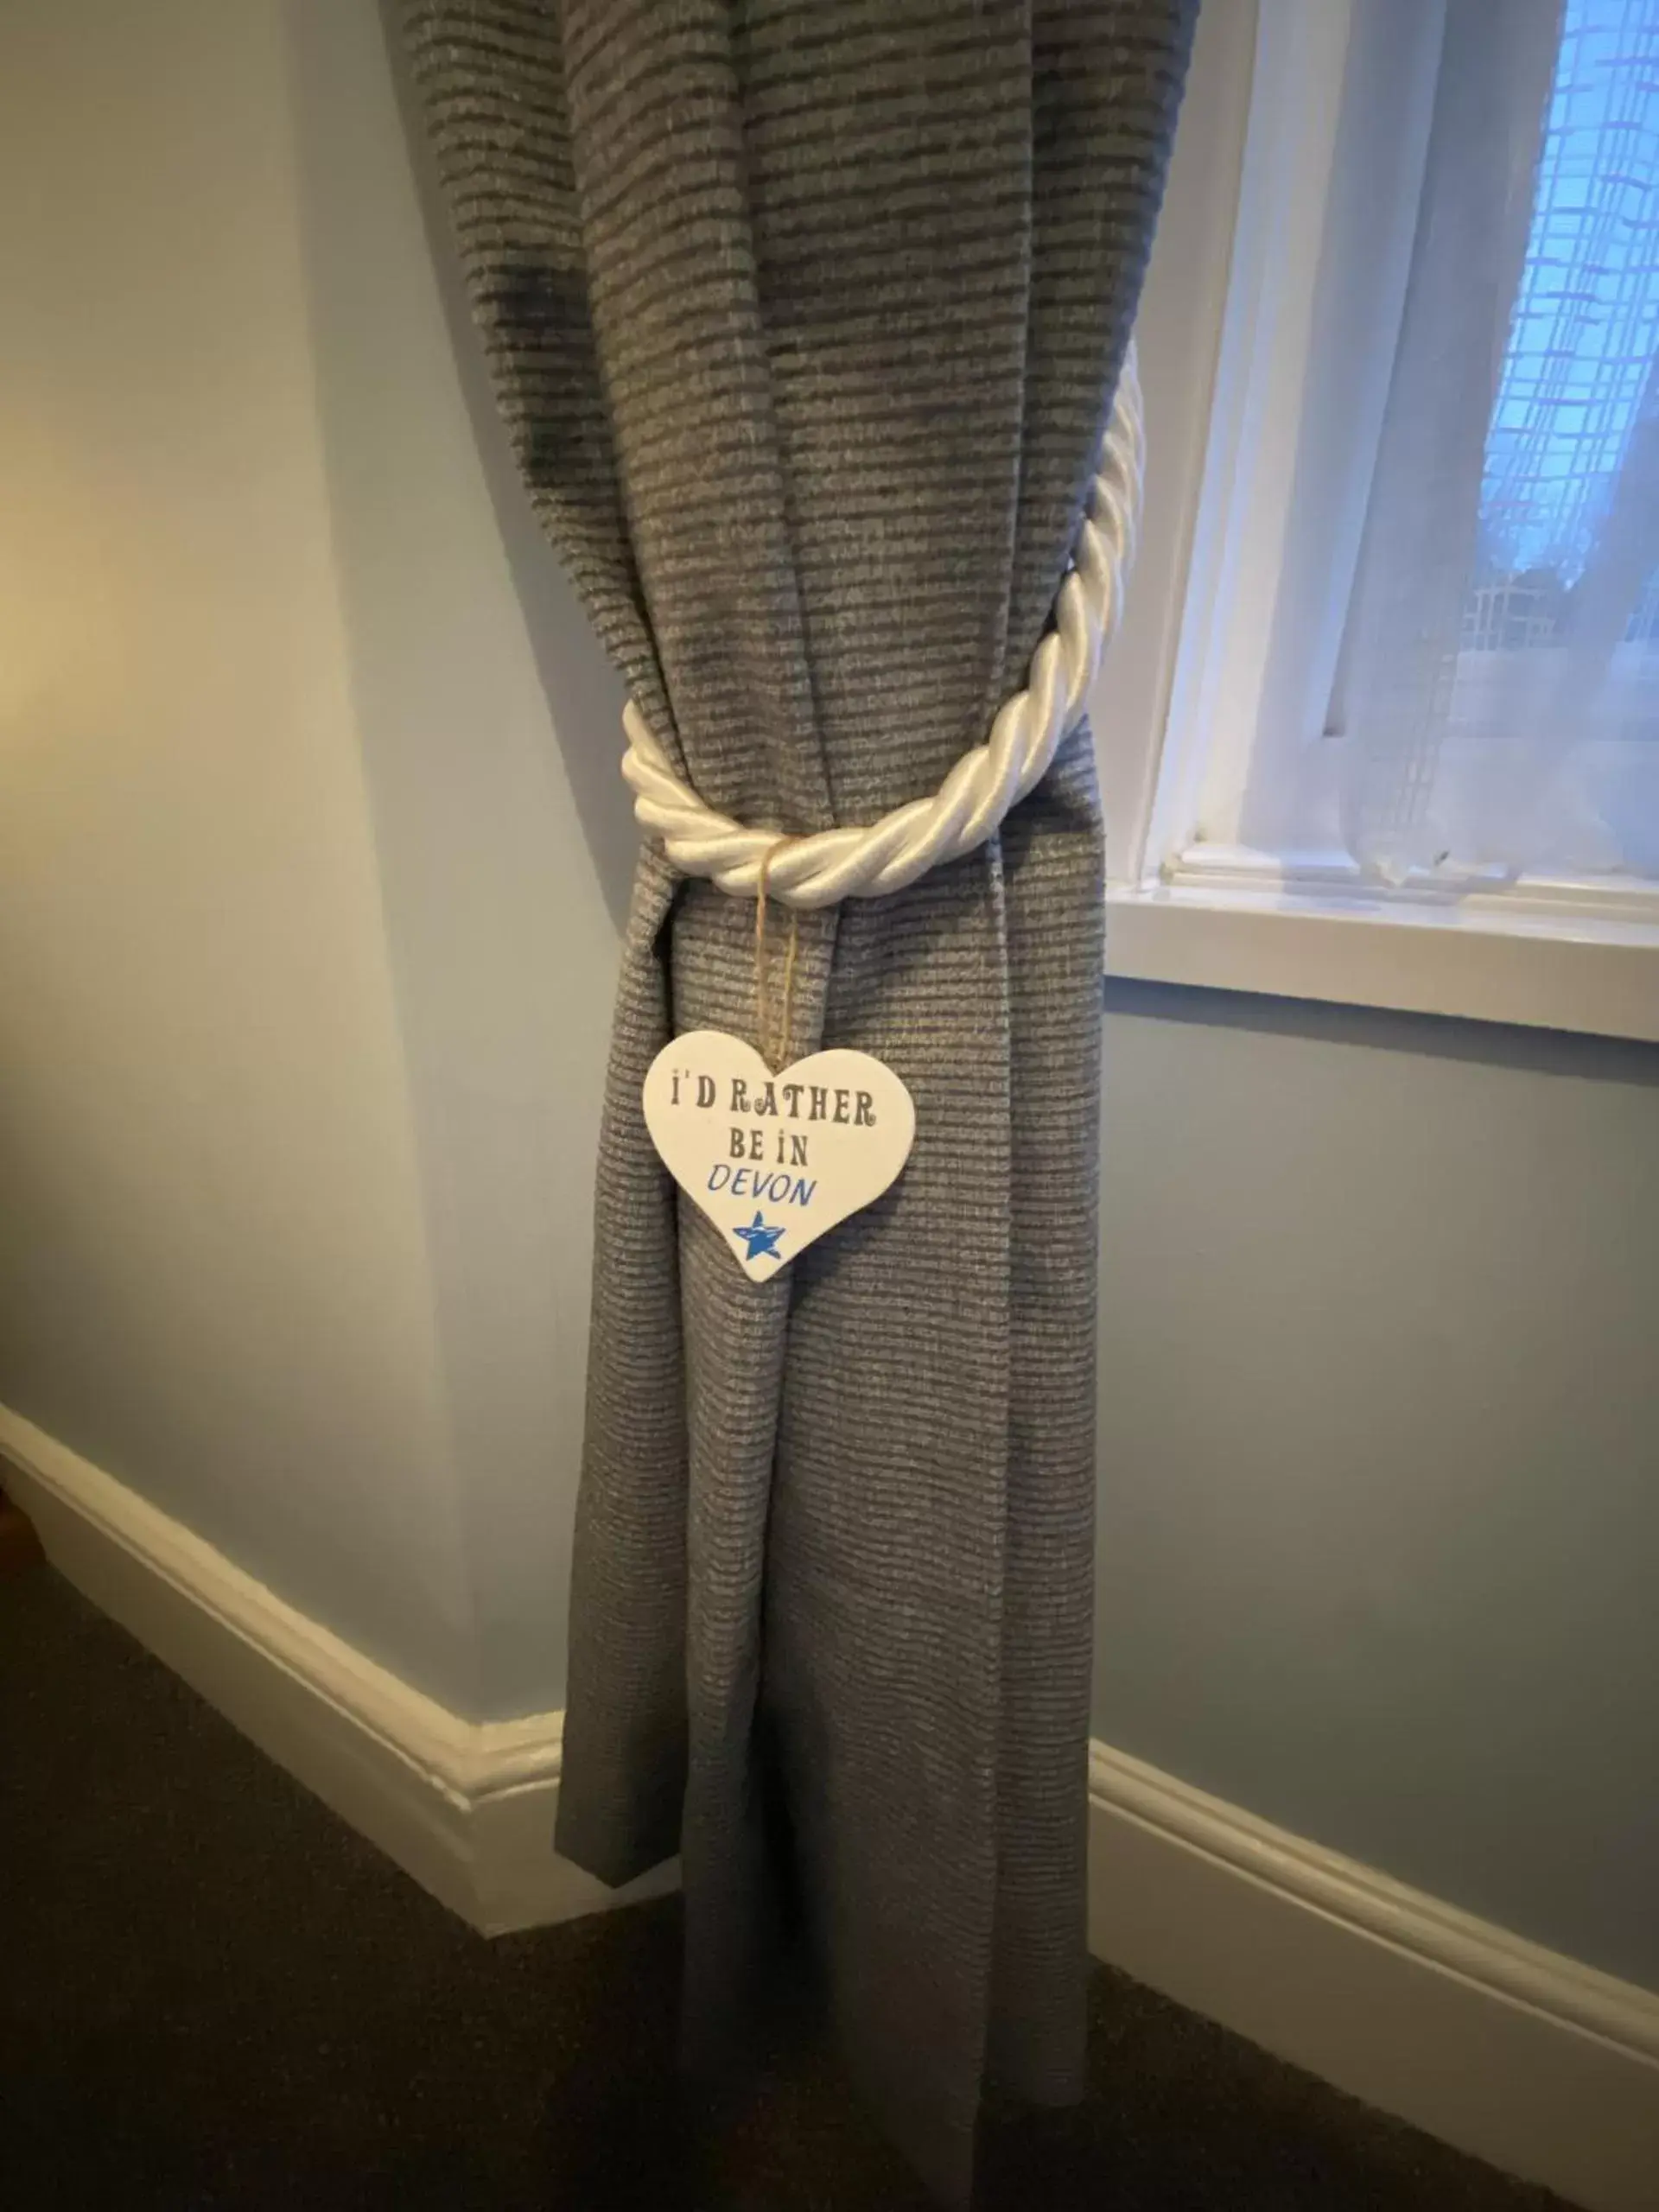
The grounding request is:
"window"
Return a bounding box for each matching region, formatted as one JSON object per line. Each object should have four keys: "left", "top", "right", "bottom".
{"left": 1097, "top": 0, "right": 1659, "bottom": 1042}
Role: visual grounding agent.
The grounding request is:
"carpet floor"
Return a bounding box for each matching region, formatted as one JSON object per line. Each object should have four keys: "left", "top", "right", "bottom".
{"left": 1, "top": 1564, "right": 1573, "bottom": 2211}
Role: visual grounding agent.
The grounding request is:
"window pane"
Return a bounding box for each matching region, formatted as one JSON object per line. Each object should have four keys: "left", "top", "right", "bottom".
{"left": 1480, "top": 0, "right": 1659, "bottom": 595}
{"left": 1324, "top": 0, "right": 1659, "bottom": 885}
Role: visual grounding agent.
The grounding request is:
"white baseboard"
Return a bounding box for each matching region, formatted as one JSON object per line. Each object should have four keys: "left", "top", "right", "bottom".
{"left": 1089, "top": 1744, "right": 1659, "bottom": 2212}
{"left": 0, "top": 1404, "right": 674, "bottom": 1936}
{"left": 6, "top": 1404, "right": 1656, "bottom": 2210}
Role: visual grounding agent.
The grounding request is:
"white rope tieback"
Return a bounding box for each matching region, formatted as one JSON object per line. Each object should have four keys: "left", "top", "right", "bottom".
{"left": 620, "top": 344, "right": 1145, "bottom": 912}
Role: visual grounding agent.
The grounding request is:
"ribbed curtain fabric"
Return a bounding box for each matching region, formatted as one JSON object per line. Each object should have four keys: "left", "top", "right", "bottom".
{"left": 399, "top": 4, "right": 1193, "bottom": 2198}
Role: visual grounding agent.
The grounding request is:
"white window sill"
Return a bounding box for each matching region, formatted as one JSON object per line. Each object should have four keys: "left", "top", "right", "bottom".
{"left": 1105, "top": 849, "right": 1659, "bottom": 1044}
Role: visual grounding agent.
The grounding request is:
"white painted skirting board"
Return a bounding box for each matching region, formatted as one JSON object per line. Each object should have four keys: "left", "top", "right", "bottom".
{"left": 5, "top": 1403, "right": 1656, "bottom": 2212}
{"left": 0, "top": 1405, "right": 675, "bottom": 1936}
{"left": 1089, "top": 1746, "right": 1659, "bottom": 2212}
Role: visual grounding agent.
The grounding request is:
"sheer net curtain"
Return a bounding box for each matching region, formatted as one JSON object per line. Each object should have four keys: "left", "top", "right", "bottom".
{"left": 1337, "top": 0, "right": 1659, "bottom": 889}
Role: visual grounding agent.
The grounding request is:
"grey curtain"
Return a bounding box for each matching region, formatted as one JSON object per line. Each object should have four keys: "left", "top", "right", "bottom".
{"left": 400, "top": 3, "right": 1193, "bottom": 2199}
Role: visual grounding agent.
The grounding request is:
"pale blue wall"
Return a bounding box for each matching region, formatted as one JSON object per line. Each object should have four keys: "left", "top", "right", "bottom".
{"left": 0, "top": 0, "right": 622, "bottom": 1721}
{"left": 1094, "top": 981, "right": 1659, "bottom": 1991}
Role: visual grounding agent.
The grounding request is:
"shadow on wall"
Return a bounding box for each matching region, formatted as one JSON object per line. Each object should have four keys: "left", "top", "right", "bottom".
{"left": 278, "top": 0, "right": 639, "bottom": 1718}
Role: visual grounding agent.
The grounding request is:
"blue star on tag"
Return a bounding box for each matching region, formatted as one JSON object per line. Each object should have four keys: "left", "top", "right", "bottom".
{"left": 732, "top": 1211, "right": 786, "bottom": 1264}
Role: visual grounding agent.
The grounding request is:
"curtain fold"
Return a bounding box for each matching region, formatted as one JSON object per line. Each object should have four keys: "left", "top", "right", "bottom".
{"left": 399, "top": 4, "right": 1193, "bottom": 2198}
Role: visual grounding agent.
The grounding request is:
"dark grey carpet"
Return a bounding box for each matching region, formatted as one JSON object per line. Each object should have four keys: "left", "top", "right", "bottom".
{"left": 0, "top": 1566, "right": 1569, "bottom": 2210}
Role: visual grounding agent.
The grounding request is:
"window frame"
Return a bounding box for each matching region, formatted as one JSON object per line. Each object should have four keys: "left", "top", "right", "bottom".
{"left": 1092, "top": 0, "right": 1659, "bottom": 1044}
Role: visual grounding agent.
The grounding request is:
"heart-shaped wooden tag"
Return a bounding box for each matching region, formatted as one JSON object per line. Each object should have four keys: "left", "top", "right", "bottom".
{"left": 643, "top": 1030, "right": 915, "bottom": 1281}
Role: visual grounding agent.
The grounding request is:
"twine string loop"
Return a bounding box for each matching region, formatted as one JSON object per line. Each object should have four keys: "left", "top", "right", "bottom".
{"left": 753, "top": 841, "right": 801, "bottom": 1069}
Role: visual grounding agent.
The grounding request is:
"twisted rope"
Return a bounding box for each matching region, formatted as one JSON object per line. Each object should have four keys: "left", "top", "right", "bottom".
{"left": 620, "top": 344, "right": 1145, "bottom": 912}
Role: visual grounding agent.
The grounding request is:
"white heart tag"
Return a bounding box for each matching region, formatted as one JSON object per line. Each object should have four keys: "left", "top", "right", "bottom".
{"left": 643, "top": 1030, "right": 915, "bottom": 1281}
